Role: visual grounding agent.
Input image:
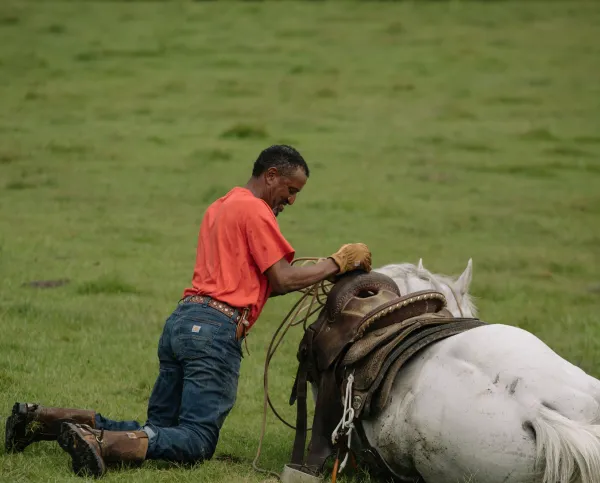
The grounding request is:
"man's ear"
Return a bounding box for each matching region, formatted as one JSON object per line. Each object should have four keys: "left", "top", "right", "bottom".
{"left": 265, "top": 166, "right": 279, "bottom": 185}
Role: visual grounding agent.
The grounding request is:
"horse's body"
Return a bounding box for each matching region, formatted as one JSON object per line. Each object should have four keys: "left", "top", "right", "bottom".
{"left": 353, "top": 261, "right": 600, "bottom": 483}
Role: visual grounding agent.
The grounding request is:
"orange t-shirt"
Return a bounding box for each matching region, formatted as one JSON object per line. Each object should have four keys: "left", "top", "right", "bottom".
{"left": 182, "top": 187, "right": 295, "bottom": 328}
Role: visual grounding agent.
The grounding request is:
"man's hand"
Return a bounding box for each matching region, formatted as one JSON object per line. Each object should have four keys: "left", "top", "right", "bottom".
{"left": 329, "top": 243, "right": 372, "bottom": 274}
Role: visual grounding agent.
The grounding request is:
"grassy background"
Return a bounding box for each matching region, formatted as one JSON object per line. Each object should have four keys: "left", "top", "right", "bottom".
{"left": 0, "top": 1, "right": 599, "bottom": 482}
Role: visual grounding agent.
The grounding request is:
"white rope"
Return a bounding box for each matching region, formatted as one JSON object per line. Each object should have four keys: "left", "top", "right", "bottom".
{"left": 331, "top": 373, "right": 356, "bottom": 473}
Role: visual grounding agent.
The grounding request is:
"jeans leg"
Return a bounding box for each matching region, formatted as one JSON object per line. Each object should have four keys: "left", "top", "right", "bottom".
{"left": 146, "top": 311, "right": 183, "bottom": 428}
{"left": 144, "top": 306, "right": 241, "bottom": 463}
{"left": 146, "top": 361, "right": 183, "bottom": 427}
{"left": 95, "top": 414, "right": 142, "bottom": 431}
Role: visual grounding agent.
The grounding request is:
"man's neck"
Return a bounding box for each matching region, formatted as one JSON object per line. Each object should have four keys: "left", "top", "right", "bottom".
{"left": 244, "top": 177, "right": 266, "bottom": 200}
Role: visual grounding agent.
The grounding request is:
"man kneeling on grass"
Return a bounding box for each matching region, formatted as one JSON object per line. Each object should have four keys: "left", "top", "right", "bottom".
{"left": 5, "top": 144, "right": 372, "bottom": 478}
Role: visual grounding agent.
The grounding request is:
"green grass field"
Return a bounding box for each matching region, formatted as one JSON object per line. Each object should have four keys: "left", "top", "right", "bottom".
{"left": 1, "top": 1, "right": 599, "bottom": 482}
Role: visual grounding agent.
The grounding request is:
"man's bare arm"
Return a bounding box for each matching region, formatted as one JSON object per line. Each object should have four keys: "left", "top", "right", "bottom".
{"left": 265, "top": 258, "right": 339, "bottom": 296}
{"left": 265, "top": 243, "right": 371, "bottom": 296}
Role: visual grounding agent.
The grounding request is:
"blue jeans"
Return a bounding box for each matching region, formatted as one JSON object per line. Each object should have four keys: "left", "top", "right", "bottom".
{"left": 95, "top": 301, "right": 243, "bottom": 463}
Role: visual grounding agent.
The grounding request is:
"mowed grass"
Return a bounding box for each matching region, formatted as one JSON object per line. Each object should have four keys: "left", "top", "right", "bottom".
{"left": 0, "top": 1, "right": 599, "bottom": 482}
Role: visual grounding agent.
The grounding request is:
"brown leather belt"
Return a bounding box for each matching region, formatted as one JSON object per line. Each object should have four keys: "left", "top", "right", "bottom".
{"left": 180, "top": 295, "right": 249, "bottom": 341}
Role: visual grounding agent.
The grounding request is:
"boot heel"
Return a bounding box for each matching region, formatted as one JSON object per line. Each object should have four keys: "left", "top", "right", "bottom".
{"left": 57, "top": 422, "right": 72, "bottom": 451}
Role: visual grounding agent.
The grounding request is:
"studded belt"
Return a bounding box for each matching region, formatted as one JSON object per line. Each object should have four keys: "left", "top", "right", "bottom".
{"left": 180, "top": 295, "right": 243, "bottom": 321}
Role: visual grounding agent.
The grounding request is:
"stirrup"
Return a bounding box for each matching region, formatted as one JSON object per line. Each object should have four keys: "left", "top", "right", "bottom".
{"left": 281, "top": 464, "right": 323, "bottom": 483}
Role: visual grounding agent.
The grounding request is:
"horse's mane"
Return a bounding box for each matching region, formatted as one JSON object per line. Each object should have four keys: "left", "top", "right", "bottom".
{"left": 375, "top": 262, "right": 478, "bottom": 317}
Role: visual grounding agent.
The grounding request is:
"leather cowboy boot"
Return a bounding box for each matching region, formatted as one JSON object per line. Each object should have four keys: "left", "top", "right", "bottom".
{"left": 5, "top": 402, "right": 96, "bottom": 453}
{"left": 58, "top": 422, "right": 148, "bottom": 478}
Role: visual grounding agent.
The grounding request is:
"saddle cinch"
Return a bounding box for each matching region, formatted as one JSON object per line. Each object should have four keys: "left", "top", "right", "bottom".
{"left": 285, "top": 271, "right": 486, "bottom": 482}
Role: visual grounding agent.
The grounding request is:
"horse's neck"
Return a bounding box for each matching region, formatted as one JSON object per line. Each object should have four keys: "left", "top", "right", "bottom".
{"left": 373, "top": 267, "right": 426, "bottom": 295}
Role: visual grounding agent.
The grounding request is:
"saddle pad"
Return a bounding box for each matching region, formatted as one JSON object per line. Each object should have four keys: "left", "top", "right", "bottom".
{"left": 366, "top": 319, "right": 487, "bottom": 417}
{"left": 343, "top": 313, "right": 448, "bottom": 366}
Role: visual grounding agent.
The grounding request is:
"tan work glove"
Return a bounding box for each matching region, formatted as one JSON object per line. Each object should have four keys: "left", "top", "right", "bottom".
{"left": 329, "top": 243, "right": 372, "bottom": 275}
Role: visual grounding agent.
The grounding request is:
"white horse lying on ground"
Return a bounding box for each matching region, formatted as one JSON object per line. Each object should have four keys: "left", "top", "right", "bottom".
{"left": 353, "top": 259, "right": 600, "bottom": 483}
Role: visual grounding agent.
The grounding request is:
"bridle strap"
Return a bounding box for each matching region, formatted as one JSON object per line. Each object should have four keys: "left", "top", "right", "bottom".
{"left": 290, "top": 362, "right": 308, "bottom": 465}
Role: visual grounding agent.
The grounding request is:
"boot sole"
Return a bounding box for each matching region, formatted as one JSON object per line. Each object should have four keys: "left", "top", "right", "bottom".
{"left": 58, "top": 423, "right": 106, "bottom": 478}
{"left": 4, "top": 402, "right": 28, "bottom": 453}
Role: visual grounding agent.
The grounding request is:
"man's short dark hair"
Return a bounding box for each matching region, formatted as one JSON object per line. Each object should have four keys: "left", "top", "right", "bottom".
{"left": 252, "top": 145, "right": 310, "bottom": 178}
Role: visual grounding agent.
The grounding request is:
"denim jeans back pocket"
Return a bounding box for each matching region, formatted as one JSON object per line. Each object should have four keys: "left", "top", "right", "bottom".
{"left": 173, "top": 316, "right": 221, "bottom": 360}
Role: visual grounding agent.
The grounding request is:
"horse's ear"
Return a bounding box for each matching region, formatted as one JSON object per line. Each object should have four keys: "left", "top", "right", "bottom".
{"left": 417, "top": 258, "right": 424, "bottom": 272}
{"left": 456, "top": 258, "right": 473, "bottom": 295}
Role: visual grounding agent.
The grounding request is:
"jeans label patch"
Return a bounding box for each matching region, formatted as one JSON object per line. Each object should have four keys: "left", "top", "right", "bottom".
{"left": 192, "top": 325, "right": 201, "bottom": 333}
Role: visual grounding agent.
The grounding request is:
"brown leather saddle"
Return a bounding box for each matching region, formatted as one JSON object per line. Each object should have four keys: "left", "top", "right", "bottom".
{"left": 312, "top": 274, "right": 447, "bottom": 372}
{"left": 287, "top": 271, "right": 487, "bottom": 480}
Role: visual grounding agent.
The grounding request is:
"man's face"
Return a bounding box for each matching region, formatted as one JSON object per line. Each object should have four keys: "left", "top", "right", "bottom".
{"left": 264, "top": 166, "right": 307, "bottom": 217}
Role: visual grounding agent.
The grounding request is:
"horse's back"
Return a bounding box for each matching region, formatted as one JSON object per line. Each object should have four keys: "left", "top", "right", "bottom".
{"left": 438, "top": 324, "right": 600, "bottom": 424}
{"left": 362, "top": 323, "right": 600, "bottom": 483}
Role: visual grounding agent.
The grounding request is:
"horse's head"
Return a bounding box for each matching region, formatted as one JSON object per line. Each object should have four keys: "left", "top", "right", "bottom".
{"left": 374, "top": 258, "right": 477, "bottom": 318}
